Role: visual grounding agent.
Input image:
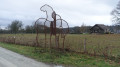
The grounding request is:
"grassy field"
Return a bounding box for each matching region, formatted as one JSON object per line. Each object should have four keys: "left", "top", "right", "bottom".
{"left": 0, "top": 42, "right": 120, "bottom": 67}
{"left": 0, "top": 34, "right": 120, "bottom": 56}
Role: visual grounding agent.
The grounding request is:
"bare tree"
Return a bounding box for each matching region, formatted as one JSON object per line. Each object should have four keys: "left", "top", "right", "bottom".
{"left": 8, "top": 20, "right": 23, "bottom": 34}
{"left": 111, "top": 1, "right": 120, "bottom": 24}
{"left": 80, "top": 23, "right": 86, "bottom": 34}
{"left": 111, "top": 1, "right": 120, "bottom": 33}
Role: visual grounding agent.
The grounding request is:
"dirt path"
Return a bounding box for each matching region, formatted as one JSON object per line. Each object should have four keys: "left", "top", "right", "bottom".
{"left": 0, "top": 47, "right": 62, "bottom": 67}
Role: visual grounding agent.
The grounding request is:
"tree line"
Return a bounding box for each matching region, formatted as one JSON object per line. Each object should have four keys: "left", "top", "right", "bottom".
{"left": 0, "top": 20, "right": 35, "bottom": 34}
{"left": 0, "top": 20, "right": 92, "bottom": 34}
{"left": 0, "top": 20, "right": 119, "bottom": 34}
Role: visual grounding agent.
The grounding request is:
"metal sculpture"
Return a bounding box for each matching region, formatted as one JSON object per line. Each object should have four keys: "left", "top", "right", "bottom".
{"left": 35, "top": 4, "right": 69, "bottom": 49}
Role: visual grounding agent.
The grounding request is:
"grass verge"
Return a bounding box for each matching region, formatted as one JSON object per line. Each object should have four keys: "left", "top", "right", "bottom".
{"left": 0, "top": 42, "right": 119, "bottom": 67}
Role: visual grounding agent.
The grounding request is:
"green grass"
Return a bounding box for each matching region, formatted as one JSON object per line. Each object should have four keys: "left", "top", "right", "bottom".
{"left": 0, "top": 42, "right": 120, "bottom": 67}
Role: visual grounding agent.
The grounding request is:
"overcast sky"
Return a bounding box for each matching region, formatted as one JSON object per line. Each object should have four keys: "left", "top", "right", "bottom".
{"left": 0, "top": 0, "right": 119, "bottom": 28}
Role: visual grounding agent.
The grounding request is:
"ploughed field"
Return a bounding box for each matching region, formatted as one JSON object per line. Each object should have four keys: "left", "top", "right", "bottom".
{"left": 0, "top": 34, "right": 120, "bottom": 57}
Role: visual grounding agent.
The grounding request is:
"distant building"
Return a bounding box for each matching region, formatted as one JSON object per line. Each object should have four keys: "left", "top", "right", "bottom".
{"left": 90, "top": 24, "right": 109, "bottom": 34}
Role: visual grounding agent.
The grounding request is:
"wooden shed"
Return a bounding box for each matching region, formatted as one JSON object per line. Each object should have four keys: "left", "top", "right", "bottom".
{"left": 90, "top": 24, "right": 109, "bottom": 34}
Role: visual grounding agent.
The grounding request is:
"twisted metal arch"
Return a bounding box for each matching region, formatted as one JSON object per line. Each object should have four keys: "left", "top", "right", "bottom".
{"left": 35, "top": 18, "right": 51, "bottom": 46}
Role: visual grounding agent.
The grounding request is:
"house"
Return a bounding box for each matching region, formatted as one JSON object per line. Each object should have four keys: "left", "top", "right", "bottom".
{"left": 90, "top": 24, "right": 109, "bottom": 34}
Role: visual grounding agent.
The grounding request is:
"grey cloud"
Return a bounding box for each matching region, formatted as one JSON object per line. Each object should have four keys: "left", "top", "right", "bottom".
{"left": 0, "top": 0, "right": 119, "bottom": 28}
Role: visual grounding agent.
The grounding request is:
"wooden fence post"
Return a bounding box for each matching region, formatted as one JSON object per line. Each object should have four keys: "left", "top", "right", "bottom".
{"left": 84, "top": 38, "right": 87, "bottom": 53}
